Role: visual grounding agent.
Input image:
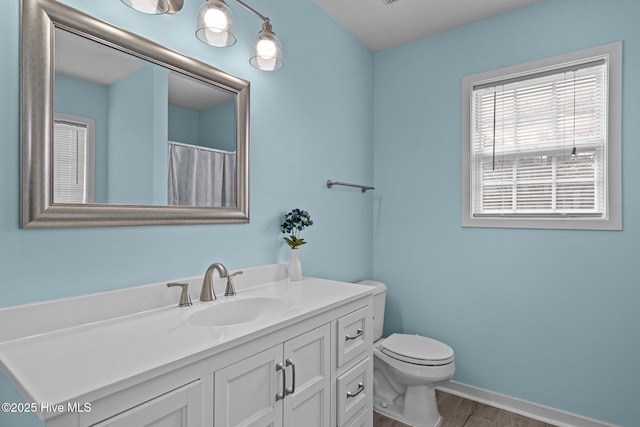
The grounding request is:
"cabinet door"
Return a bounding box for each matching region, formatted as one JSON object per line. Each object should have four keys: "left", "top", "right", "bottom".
{"left": 283, "top": 324, "right": 331, "bottom": 427}
{"left": 214, "top": 345, "right": 284, "bottom": 427}
{"left": 91, "top": 380, "right": 203, "bottom": 427}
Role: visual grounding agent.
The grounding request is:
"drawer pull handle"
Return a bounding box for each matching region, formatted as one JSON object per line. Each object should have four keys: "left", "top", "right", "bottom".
{"left": 275, "top": 362, "right": 286, "bottom": 401}
{"left": 345, "top": 329, "right": 363, "bottom": 341}
{"left": 285, "top": 358, "right": 296, "bottom": 396}
{"left": 346, "top": 382, "right": 365, "bottom": 398}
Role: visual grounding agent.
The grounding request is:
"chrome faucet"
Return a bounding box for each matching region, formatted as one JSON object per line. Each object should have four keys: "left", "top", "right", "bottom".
{"left": 200, "top": 263, "right": 229, "bottom": 302}
{"left": 200, "top": 263, "right": 244, "bottom": 301}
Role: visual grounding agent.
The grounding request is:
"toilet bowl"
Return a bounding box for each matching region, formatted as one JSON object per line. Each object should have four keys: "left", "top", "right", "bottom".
{"left": 358, "top": 281, "right": 455, "bottom": 427}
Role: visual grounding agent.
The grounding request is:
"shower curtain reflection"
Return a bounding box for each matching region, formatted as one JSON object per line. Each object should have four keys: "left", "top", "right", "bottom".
{"left": 168, "top": 141, "right": 236, "bottom": 207}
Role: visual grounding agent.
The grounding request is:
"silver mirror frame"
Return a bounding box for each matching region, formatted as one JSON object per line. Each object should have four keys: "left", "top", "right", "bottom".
{"left": 20, "top": 0, "right": 250, "bottom": 228}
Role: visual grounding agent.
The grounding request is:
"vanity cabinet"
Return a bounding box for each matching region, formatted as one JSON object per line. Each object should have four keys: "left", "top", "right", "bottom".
{"left": 214, "top": 324, "right": 331, "bottom": 427}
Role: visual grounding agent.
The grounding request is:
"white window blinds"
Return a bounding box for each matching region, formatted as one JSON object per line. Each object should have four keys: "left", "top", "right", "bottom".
{"left": 471, "top": 60, "right": 607, "bottom": 218}
{"left": 53, "top": 120, "right": 89, "bottom": 204}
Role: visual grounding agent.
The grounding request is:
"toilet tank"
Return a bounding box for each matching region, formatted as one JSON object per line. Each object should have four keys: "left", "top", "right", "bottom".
{"left": 357, "top": 280, "right": 387, "bottom": 341}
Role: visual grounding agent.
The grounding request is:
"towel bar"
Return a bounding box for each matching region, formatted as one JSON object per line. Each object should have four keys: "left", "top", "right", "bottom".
{"left": 326, "top": 180, "right": 374, "bottom": 193}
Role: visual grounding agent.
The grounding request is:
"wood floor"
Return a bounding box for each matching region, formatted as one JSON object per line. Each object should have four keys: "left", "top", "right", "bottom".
{"left": 373, "top": 391, "right": 557, "bottom": 427}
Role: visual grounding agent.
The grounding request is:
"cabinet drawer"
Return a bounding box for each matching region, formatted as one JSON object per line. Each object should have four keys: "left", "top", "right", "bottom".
{"left": 336, "top": 306, "right": 371, "bottom": 368}
{"left": 336, "top": 357, "right": 371, "bottom": 427}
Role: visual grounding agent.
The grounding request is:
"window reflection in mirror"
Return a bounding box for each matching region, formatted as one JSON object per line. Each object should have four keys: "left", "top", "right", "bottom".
{"left": 53, "top": 114, "right": 95, "bottom": 204}
{"left": 53, "top": 28, "right": 238, "bottom": 207}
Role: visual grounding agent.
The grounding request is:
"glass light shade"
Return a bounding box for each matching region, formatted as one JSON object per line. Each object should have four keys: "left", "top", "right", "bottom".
{"left": 121, "top": 0, "right": 170, "bottom": 14}
{"left": 249, "top": 23, "right": 283, "bottom": 71}
{"left": 195, "top": 0, "right": 237, "bottom": 47}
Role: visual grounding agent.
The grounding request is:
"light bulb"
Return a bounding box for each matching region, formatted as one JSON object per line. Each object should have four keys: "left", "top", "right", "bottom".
{"left": 204, "top": 8, "right": 227, "bottom": 33}
{"left": 256, "top": 39, "right": 277, "bottom": 59}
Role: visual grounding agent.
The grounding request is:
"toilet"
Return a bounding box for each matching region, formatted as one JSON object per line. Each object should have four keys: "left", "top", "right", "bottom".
{"left": 358, "top": 280, "right": 455, "bottom": 427}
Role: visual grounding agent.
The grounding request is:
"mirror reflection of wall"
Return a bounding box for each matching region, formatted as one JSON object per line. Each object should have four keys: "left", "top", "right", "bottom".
{"left": 52, "top": 28, "right": 238, "bottom": 207}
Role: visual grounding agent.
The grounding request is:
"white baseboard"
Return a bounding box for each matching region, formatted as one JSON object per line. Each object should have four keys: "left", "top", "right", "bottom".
{"left": 437, "top": 381, "right": 619, "bottom": 427}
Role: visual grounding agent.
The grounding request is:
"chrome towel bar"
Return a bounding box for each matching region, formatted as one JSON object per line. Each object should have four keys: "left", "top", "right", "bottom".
{"left": 326, "top": 180, "right": 374, "bottom": 193}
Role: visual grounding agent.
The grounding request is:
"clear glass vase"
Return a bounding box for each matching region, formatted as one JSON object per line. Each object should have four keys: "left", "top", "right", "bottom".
{"left": 288, "top": 248, "right": 302, "bottom": 281}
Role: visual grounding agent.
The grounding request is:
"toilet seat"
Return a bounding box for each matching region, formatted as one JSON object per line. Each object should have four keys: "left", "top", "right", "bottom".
{"left": 380, "top": 333, "right": 454, "bottom": 366}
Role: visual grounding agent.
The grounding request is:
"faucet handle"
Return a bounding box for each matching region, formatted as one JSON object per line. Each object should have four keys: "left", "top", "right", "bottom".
{"left": 224, "top": 271, "right": 243, "bottom": 296}
{"left": 167, "top": 282, "right": 192, "bottom": 307}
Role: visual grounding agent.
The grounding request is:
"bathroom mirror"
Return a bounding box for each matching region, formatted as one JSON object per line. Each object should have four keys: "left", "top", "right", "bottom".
{"left": 21, "top": 0, "right": 250, "bottom": 227}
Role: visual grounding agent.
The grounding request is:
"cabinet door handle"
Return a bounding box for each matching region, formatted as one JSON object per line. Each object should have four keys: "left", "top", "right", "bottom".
{"left": 346, "top": 382, "right": 365, "bottom": 398}
{"left": 275, "top": 362, "right": 286, "bottom": 401}
{"left": 345, "top": 328, "right": 363, "bottom": 341}
{"left": 285, "top": 358, "right": 296, "bottom": 396}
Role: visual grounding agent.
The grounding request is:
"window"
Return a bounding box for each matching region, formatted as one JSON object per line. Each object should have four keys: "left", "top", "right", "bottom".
{"left": 53, "top": 114, "right": 95, "bottom": 204}
{"left": 462, "top": 43, "right": 622, "bottom": 230}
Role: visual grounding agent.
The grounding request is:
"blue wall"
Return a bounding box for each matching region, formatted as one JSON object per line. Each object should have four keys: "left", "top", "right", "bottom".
{"left": 199, "top": 100, "right": 237, "bottom": 152}
{"left": 373, "top": 1, "right": 640, "bottom": 426}
{"left": 168, "top": 104, "right": 199, "bottom": 145}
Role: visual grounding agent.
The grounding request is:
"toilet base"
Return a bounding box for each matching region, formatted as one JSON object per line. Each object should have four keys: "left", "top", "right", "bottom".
{"left": 373, "top": 385, "right": 442, "bottom": 427}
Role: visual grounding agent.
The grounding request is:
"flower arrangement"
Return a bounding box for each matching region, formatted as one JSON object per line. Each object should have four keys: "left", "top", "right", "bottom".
{"left": 281, "top": 209, "right": 313, "bottom": 249}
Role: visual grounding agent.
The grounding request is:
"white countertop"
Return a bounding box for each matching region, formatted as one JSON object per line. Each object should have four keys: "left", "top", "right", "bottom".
{"left": 0, "top": 267, "right": 373, "bottom": 419}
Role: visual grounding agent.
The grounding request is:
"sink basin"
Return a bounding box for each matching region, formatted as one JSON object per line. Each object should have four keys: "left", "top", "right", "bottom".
{"left": 186, "top": 297, "right": 288, "bottom": 327}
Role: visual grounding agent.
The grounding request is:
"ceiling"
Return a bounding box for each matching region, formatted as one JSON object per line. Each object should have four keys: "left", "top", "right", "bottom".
{"left": 55, "top": 28, "right": 142, "bottom": 86}
{"left": 313, "top": 0, "right": 543, "bottom": 52}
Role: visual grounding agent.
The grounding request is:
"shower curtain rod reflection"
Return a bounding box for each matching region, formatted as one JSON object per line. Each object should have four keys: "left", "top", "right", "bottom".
{"left": 168, "top": 141, "right": 236, "bottom": 154}
{"left": 326, "top": 179, "right": 375, "bottom": 193}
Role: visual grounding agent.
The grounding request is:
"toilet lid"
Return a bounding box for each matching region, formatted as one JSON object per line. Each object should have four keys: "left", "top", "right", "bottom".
{"left": 380, "top": 333, "right": 454, "bottom": 366}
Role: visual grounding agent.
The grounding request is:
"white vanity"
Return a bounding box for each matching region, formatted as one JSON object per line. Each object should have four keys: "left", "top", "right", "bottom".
{"left": 0, "top": 264, "right": 373, "bottom": 427}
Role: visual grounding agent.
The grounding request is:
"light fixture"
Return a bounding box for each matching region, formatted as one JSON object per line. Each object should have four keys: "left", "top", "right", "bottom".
{"left": 249, "top": 20, "right": 283, "bottom": 71}
{"left": 122, "top": 0, "right": 284, "bottom": 71}
{"left": 195, "top": 0, "right": 237, "bottom": 47}
{"left": 121, "top": 0, "right": 183, "bottom": 15}
{"left": 197, "top": 0, "right": 284, "bottom": 71}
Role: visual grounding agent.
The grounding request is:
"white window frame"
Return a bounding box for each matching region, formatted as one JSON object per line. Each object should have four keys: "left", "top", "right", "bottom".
{"left": 53, "top": 113, "right": 95, "bottom": 204}
{"left": 462, "top": 42, "right": 622, "bottom": 230}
